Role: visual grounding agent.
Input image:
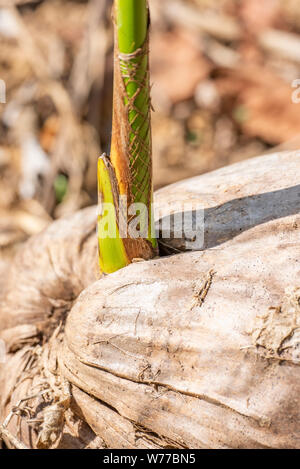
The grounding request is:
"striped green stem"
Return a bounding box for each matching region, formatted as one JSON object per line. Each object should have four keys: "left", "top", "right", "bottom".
{"left": 97, "top": 0, "right": 157, "bottom": 274}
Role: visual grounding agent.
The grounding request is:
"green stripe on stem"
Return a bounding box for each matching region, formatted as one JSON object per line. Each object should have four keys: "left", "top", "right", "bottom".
{"left": 116, "top": 0, "right": 148, "bottom": 53}
{"left": 97, "top": 156, "right": 129, "bottom": 274}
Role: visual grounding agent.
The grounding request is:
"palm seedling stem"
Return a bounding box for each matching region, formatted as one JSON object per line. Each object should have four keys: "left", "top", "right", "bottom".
{"left": 98, "top": 0, "right": 157, "bottom": 274}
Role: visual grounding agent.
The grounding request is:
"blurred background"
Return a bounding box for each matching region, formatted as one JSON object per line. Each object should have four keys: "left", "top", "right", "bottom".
{"left": 0, "top": 0, "right": 300, "bottom": 265}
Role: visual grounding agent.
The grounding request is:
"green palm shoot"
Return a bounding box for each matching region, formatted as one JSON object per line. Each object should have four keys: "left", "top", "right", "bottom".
{"left": 98, "top": 0, "right": 157, "bottom": 274}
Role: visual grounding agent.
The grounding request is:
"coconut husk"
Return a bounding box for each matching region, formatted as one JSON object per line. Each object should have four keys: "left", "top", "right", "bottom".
{"left": 0, "top": 151, "right": 299, "bottom": 449}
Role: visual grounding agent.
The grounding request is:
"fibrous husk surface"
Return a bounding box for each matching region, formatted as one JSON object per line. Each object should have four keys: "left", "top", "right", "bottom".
{"left": 0, "top": 151, "right": 300, "bottom": 449}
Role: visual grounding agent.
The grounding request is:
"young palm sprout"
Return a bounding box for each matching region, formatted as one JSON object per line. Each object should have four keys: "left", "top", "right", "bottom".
{"left": 98, "top": 0, "right": 157, "bottom": 274}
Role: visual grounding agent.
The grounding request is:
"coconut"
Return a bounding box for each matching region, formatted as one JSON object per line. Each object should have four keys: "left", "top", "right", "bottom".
{"left": 0, "top": 151, "right": 299, "bottom": 449}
